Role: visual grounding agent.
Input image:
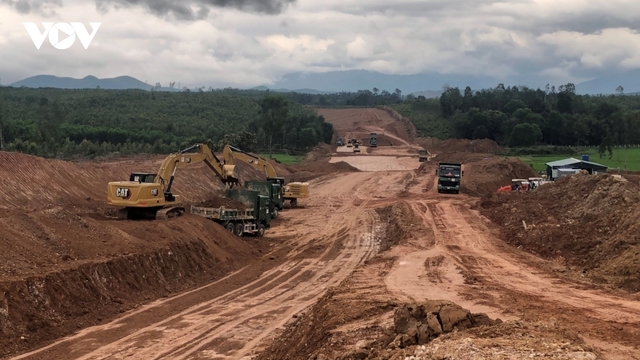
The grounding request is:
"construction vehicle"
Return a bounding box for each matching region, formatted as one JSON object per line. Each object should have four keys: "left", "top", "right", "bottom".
{"left": 337, "top": 137, "right": 344, "bottom": 146}
{"left": 353, "top": 143, "right": 361, "bottom": 153}
{"left": 190, "top": 189, "right": 271, "bottom": 237}
{"left": 245, "top": 180, "right": 283, "bottom": 218}
{"left": 107, "top": 144, "right": 238, "bottom": 220}
{"left": 346, "top": 139, "right": 353, "bottom": 148}
{"left": 418, "top": 149, "right": 428, "bottom": 162}
{"left": 436, "top": 162, "right": 463, "bottom": 194}
{"left": 369, "top": 133, "right": 377, "bottom": 147}
{"left": 497, "top": 179, "right": 528, "bottom": 193}
{"left": 222, "top": 145, "right": 309, "bottom": 207}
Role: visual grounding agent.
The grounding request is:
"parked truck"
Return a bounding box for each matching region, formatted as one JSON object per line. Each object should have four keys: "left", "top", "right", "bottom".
{"left": 244, "top": 180, "right": 283, "bottom": 218}
{"left": 337, "top": 137, "right": 344, "bottom": 146}
{"left": 369, "top": 133, "right": 377, "bottom": 147}
{"left": 418, "top": 149, "right": 428, "bottom": 162}
{"left": 436, "top": 162, "right": 463, "bottom": 194}
{"left": 190, "top": 189, "right": 271, "bottom": 237}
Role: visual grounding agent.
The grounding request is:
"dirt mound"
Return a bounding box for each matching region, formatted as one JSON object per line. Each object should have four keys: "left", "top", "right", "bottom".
{"left": 0, "top": 151, "right": 266, "bottom": 210}
{"left": 376, "top": 201, "right": 430, "bottom": 251}
{"left": 460, "top": 156, "right": 539, "bottom": 197}
{"left": 480, "top": 173, "right": 640, "bottom": 291}
{"left": 303, "top": 143, "right": 334, "bottom": 162}
{"left": 196, "top": 196, "right": 248, "bottom": 209}
{"left": 390, "top": 301, "right": 499, "bottom": 348}
{"left": 421, "top": 138, "right": 503, "bottom": 154}
{"left": 396, "top": 321, "right": 597, "bottom": 360}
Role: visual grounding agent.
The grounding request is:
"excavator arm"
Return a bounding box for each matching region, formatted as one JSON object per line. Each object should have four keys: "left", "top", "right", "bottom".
{"left": 158, "top": 144, "right": 239, "bottom": 199}
{"left": 222, "top": 145, "right": 283, "bottom": 184}
{"left": 221, "top": 144, "right": 309, "bottom": 205}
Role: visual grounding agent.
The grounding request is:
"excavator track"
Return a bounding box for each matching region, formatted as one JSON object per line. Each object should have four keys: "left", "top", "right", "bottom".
{"left": 117, "top": 208, "right": 130, "bottom": 220}
{"left": 156, "top": 206, "right": 185, "bottom": 220}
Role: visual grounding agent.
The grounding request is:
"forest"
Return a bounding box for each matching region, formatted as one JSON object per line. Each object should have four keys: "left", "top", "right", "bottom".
{"left": 1, "top": 83, "right": 639, "bottom": 159}
{"left": 0, "top": 87, "right": 332, "bottom": 159}
{"left": 390, "top": 84, "right": 640, "bottom": 156}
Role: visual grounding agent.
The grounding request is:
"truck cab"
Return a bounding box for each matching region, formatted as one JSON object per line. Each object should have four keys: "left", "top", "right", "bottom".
{"left": 245, "top": 180, "right": 283, "bottom": 218}
{"left": 418, "top": 149, "right": 428, "bottom": 162}
{"left": 436, "top": 162, "right": 463, "bottom": 194}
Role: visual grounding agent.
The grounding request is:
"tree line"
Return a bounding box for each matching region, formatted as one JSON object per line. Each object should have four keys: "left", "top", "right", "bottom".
{"left": 391, "top": 84, "right": 640, "bottom": 154}
{"left": 0, "top": 87, "right": 333, "bottom": 159}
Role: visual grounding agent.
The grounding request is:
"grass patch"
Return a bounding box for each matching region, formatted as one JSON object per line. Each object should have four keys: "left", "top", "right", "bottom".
{"left": 517, "top": 147, "right": 640, "bottom": 172}
{"left": 259, "top": 153, "right": 304, "bottom": 165}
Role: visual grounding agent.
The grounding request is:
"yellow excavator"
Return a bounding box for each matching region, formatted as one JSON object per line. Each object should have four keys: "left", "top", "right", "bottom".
{"left": 107, "top": 143, "right": 239, "bottom": 220}
{"left": 222, "top": 144, "right": 309, "bottom": 207}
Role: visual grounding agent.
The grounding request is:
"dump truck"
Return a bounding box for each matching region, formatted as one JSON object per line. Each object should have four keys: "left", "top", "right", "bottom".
{"left": 418, "top": 149, "right": 428, "bottom": 162}
{"left": 436, "top": 162, "right": 463, "bottom": 194}
{"left": 222, "top": 145, "right": 309, "bottom": 207}
{"left": 369, "top": 133, "right": 377, "bottom": 147}
{"left": 244, "top": 180, "right": 283, "bottom": 218}
{"left": 190, "top": 189, "right": 271, "bottom": 237}
{"left": 353, "top": 143, "right": 361, "bottom": 153}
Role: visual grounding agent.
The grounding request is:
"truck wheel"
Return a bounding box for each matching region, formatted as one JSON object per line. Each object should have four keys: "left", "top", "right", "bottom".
{"left": 225, "top": 223, "right": 234, "bottom": 233}
{"left": 256, "top": 224, "right": 266, "bottom": 237}
{"left": 290, "top": 199, "right": 297, "bottom": 208}
{"left": 272, "top": 207, "right": 279, "bottom": 219}
{"left": 234, "top": 222, "right": 244, "bottom": 237}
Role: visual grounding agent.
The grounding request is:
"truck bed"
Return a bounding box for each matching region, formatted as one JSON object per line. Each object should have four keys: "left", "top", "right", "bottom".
{"left": 190, "top": 205, "right": 255, "bottom": 220}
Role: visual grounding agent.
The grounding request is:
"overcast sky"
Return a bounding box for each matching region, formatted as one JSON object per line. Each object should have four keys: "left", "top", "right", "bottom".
{"left": 1, "top": 0, "right": 639, "bottom": 89}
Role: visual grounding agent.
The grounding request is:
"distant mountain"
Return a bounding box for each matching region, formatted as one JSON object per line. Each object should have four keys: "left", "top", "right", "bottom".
{"left": 9, "top": 75, "right": 162, "bottom": 90}
{"left": 576, "top": 69, "right": 640, "bottom": 95}
{"left": 270, "top": 70, "right": 500, "bottom": 94}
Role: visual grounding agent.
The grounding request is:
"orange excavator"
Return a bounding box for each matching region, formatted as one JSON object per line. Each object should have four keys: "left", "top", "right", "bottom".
{"left": 497, "top": 179, "right": 528, "bottom": 193}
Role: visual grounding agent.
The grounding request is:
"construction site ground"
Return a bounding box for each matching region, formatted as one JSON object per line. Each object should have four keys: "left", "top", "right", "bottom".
{"left": 0, "top": 107, "right": 638, "bottom": 359}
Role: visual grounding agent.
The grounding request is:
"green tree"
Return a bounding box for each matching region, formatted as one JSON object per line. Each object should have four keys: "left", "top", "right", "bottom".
{"left": 258, "top": 96, "right": 289, "bottom": 158}
{"left": 472, "top": 125, "right": 489, "bottom": 139}
{"left": 503, "top": 99, "right": 527, "bottom": 115}
{"left": 509, "top": 123, "right": 542, "bottom": 147}
{"left": 299, "top": 128, "right": 317, "bottom": 148}
{"left": 0, "top": 98, "right": 4, "bottom": 150}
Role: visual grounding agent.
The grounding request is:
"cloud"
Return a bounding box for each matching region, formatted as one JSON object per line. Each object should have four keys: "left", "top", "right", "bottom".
{"left": 95, "top": 0, "right": 297, "bottom": 19}
{"left": 0, "top": 0, "right": 639, "bottom": 89}
{"left": 0, "top": 0, "right": 62, "bottom": 15}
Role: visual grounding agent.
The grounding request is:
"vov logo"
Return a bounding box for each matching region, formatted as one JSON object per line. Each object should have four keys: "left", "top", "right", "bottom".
{"left": 23, "top": 22, "right": 101, "bottom": 50}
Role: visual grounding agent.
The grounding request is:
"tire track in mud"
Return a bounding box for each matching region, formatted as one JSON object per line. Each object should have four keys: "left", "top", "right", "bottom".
{"left": 399, "top": 198, "right": 640, "bottom": 358}
{"left": 12, "top": 175, "right": 380, "bottom": 360}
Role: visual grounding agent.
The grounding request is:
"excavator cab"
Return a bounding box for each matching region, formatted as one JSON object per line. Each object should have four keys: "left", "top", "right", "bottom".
{"left": 129, "top": 173, "right": 156, "bottom": 183}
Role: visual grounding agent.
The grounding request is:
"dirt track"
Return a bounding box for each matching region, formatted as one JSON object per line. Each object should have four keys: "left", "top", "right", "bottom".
{"left": 3, "top": 108, "right": 640, "bottom": 359}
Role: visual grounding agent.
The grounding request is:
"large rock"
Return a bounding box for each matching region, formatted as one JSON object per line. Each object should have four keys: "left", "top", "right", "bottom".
{"left": 391, "top": 301, "right": 501, "bottom": 347}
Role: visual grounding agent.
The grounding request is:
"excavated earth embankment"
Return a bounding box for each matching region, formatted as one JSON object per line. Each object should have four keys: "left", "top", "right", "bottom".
{"left": 0, "top": 152, "right": 267, "bottom": 357}
{"left": 480, "top": 172, "right": 640, "bottom": 292}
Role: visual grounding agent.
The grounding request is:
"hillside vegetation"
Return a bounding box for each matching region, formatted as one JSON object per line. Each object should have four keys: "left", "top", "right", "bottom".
{"left": 389, "top": 84, "right": 640, "bottom": 153}
{"left": 0, "top": 88, "right": 332, "bottom": 159}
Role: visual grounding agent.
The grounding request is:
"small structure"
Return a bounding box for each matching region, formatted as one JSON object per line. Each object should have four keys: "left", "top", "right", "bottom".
{"left": 545, "top": 156, "right": 608, "bottom": 180}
